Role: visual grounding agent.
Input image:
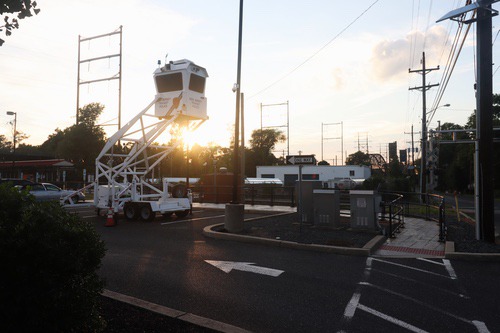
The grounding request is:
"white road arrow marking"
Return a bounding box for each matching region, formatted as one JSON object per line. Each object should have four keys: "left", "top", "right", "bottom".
{"left": 205, "top": 260, "right": 284, "bottom": 277}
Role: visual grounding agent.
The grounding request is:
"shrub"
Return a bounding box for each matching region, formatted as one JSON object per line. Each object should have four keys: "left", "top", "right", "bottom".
{"left": 0, "top": 184, "right": 106, "bottom": 332}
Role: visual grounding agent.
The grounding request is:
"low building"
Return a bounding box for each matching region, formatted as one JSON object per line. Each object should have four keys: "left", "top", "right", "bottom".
{"left": 0, "top": 159, "right": 75, "bottom": 183}
{"left": 256, "top": 165, "right": 371, "bottom": 187}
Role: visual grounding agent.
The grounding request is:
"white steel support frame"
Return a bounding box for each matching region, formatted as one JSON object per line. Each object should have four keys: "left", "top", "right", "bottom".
{"left": 94, "top": 97, "right": 205, "bottom": 212}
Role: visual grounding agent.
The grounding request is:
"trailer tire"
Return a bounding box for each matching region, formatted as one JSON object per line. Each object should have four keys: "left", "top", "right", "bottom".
{"left": 172, "top": 184, "right": 187, "bottom": 198}
{"left": 175, "top": 210, "right": 189, "bottom": 218}
{"left": 124, "top": 203, "right": 139, "bottom": 220}
{"left": 140, "top": 204, "right": 155, "bottom": 222}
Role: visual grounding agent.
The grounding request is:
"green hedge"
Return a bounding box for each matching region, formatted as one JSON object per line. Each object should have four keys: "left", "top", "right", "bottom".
{"left": 0, "top": 184, "right": 106, "bottom": 332}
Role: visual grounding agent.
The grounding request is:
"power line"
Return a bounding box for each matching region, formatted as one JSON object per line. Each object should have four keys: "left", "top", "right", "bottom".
{"left": 248, "top": 0, "right": 380, "bottom": 99}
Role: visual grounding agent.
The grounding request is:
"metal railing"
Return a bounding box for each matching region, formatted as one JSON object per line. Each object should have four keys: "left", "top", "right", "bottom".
{"left": 382, "top": 191, "right": 446, "bottom": 242}
{"left": 193, "top": 185, "right": 446, "bottom": 242}
{"left": 194, "top": 185, "right": 297, "bottom": 207}
{"left": 380, "top": 192, "right": 405, "bottom": 238}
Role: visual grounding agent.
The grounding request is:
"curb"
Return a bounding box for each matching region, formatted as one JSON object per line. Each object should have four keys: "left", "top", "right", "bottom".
{"left": 444, "top": 241, "right": 500, "bottom": 261}
{"left": 102, "top": 289, "right": 250, "bottom": 333}
{"left": 203, "top": 223, "right": 386, "bottom": 257}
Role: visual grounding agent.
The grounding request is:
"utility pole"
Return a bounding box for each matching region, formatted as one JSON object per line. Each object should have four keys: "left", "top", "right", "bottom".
{"left": 76, "top": 26, "right": 123, "bottom": 129}
{"left": 409, "top": 52, "right": 439, "bottom": 199}
{"left": 260, "top": 101, "right": 290, "bottom": 157}
{"left": 437, "top": 0, "right": 495, "bottom": 242}
{"left": 321, "top": 121, "right": 343, "bottom": 164}
{"left": 405, "top": 124, "right": 420, "bottom": 166}
{"left": 475, "top": 0, "right": 495, "bottom": 242}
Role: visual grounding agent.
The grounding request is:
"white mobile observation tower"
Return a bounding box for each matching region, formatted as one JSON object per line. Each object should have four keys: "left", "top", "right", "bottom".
{"left": 94, "top": 59, "right": 208, "bottom": 221}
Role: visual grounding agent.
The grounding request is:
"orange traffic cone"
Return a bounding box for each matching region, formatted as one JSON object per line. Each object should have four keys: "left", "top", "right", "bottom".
{"left": 105, "top": 208, "right": 116, "bottom": 227}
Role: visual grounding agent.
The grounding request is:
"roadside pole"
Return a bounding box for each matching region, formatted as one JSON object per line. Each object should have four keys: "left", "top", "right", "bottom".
{"left": 299, "top": 164, "right": 303, "bottom": 233}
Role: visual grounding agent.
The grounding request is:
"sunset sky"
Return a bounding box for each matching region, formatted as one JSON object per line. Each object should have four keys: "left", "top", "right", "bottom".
{"left": 1, "top": 0, "right": 497, "bottom": 164}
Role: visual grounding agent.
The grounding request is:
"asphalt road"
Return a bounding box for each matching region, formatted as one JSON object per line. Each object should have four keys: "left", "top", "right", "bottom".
{"left": 70, "top": 205, "right": 500, "bottom": 332}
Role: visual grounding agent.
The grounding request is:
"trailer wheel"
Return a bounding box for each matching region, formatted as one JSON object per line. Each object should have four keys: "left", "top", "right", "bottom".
{"left": 124, "top": 203, "right": 139, "bottom": 220}
{"left": 172, "top": 184, "right": 187, "bottom": 198}
{"left": 174, "top": 210, "right": 189, "bottom": 218}
{"left": 140, "top": 204, "right": 155, "bottom": 222}
{"left": 162, "top": 212, "right": 173, "bottom": 218}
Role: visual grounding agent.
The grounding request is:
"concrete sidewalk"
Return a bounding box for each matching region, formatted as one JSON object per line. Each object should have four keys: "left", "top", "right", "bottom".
{"left": 373, "top": 217, "right": 445, "bottom": 258}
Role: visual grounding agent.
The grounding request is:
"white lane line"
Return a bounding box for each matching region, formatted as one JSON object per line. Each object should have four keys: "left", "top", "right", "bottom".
{"left": 472, "top": 320, "right": 491, "bottom": 333}
{"left": 357, "top": 303, "right": 429, "bottom": 333}
{"left": 371, "top": 269, "right": 469, "bottom": 299}
{"left": 371, "top": 258, "right": 451, "bottom": 279}
{"left": 442, "top": 259, "right": 458, "bottom": 280}
{"left": 82, "top": 215, "right": 98, "bottom": 219}
{"left": 343, "top": 292, "right": 361, "bottom": 318}
{"left": 342, "top": 257, "right": 372, "bottom": 320}
{"left": 364, "top": 257, "right": 373, "bottom": 279}
{"left": 417, "top": 258, "right": 445, "bottom": 266}
{"left": 359, "top": 282, "right": 474, "bottom": 325}
{"left": 161, "top": 214, "right": 226, "bottom": 225}
{"left": 188, "top": 214, "right": 226, "bottom": 222}
{"left": 161, "top": 220, "right": 188, "bottom": 226}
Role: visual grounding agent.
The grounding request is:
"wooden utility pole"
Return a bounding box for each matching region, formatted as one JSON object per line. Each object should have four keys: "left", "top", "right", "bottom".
{"left": 409, "top": 52, "right": 439, "bottom": 199}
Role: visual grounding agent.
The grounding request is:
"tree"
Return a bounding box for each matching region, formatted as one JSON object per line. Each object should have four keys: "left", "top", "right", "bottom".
{"left": 0, "top": 134, "right": 10, "bottom": 152}
{"left": 0, "top": 0, "right": 40, "bottom": 46}
{"left": 318, "top": 160, "right": 330, "bottom": 165}
{"left": 245, "top": 128, "right": 286, "bottom": 177}
{"left": 0, "top": 184, "right": 106, "bottom": 331}
{"left": 345, "top": 151, "right": 371, "bottom": 166}
{"left": 41, "top": 103, "right": 107, "bottom": 175}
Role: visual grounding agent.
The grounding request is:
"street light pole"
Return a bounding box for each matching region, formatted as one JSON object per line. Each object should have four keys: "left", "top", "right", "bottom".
{"left": 225, "top": 0, "right": 245, "bottom": 233}
{"left": 6, "top": 111, "right": 17, "bottom": 177}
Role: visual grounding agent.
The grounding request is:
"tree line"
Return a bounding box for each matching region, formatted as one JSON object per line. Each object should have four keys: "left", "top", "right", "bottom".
{"left": 2, "top": 97, "right": 499, "bottom": 193}
{"left": 0, "top": 103, "right": 288, "bottom": 181}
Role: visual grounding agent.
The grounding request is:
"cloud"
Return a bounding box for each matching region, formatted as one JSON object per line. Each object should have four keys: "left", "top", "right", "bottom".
{"left": 331, "top": 67, "right": 344, "bottom": 90}
{"left": 369, "top": 25, "right": 450, "bottom": 82}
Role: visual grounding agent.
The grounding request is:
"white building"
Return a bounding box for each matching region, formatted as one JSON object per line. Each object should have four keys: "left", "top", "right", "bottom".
{"left": 256, "top": 165, "right": 371, "bottom": 187}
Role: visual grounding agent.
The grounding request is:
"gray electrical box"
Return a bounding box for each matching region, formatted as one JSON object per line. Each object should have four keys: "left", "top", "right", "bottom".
{"left": 296, "top": 181, "right": 322, "bottom": 224}
{"left": 349, "top": 190, "right": 382, "bottom": 230}
{"left": 313, "top": 189, "right": 341, "bottom": 227}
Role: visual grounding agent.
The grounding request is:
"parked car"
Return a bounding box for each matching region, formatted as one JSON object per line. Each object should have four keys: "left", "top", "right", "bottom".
{"left": 21, "top": 183, "right": 85, "bottom": 203}
{"left": 0, "top": 178, "right": 34, "bottom": 187}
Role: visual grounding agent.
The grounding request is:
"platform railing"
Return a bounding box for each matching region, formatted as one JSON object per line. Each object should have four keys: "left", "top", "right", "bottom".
{"left": 382, "top": 191, "right": 446, "bottom": 242}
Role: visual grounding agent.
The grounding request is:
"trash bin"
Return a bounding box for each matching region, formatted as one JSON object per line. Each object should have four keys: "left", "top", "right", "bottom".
{"left": 349, "top": 190, "right": 382, "bottom": 230}
{"left": 313, "top": 189, "right": 341, "bottom": 227}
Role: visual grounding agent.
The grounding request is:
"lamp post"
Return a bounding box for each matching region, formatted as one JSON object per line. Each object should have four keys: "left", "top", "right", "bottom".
{"left": 225, "top": 0, "right": 245, "bottom": 233}
{"left": 6, "top": 111, "right": 17, "bottom": 177}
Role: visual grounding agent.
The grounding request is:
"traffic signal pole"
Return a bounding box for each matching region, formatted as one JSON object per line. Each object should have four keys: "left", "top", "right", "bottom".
{"left": 476, "top": 1, "right": 495, "bottom": 242}
{"left": 436, "top": 0, "right": 496, "bottom": 242}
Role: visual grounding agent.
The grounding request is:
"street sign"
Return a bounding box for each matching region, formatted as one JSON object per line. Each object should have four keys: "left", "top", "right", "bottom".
{"left": 286, "top": 155, "right": 317, "bottom": 165}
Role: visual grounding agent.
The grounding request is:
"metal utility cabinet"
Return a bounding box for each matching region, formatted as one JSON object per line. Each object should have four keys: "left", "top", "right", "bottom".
{"left": 313, "top": 189, "right": 341, "bottom": 227}
{"left": 296, "top": 180, "right": 322, "bottom": 223}
{"left": 349, "top": 190, "right": 381, "bottom": 230}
